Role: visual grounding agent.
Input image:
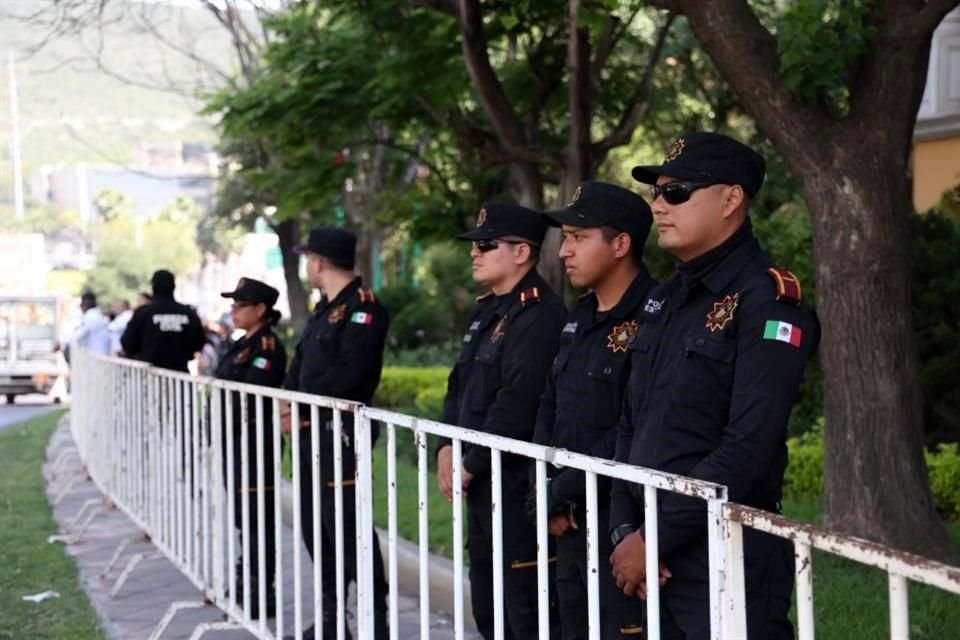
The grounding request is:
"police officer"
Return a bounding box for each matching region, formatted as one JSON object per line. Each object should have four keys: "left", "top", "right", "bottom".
{"left": 120, "top": 269, "right": 205, "bottom": 371}
{"left": 533, "top": 181, "right": 656, "bottom": 639}
{"left": 436, "top": 203, "right": 566, "bottom": 640}
{"left": 215, "top": 277, "right": 287, "bottom": 619}
{"left": 608, "top": 133, "right": 820, "bottom": 640}
{"left": 280, "top": 228, "right": 389, "bottom": 640}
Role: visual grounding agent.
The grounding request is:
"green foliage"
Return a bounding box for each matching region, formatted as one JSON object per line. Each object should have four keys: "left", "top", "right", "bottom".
{"left": 927, "top": 444, "right": 960, "bottom": 522}
{"left": 0, "top": 410, "right": 107, "bottom": 640}
{"left": 911, "top": 210, "right": 960, "bottom": 444}
{"left": 776, "top": 0, "right": 876, "bottom": 114}
{"left": 373, "top": 366, "right": 450, "bottom": 414}
{"left": 783, "top": 423, "right": 960, "bottom": 522}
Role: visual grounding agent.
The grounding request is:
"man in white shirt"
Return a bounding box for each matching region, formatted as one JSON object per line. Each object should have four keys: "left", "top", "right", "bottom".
{"left": 71, "top": 292, "right": 112, "bottom": 356}
{"left": 108, "top": 299, "right": 133, "bottom": 355}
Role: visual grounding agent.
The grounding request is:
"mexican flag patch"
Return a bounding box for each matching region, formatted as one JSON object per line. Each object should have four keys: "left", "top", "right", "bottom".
{"left": 763, "top": 320, "right": 802, "bottom": 347}
{"left": 252, "top": 356, "right": 270, "bottom": 370}
{"left": 351, "top": 311, "right": 373, "bottom": 325}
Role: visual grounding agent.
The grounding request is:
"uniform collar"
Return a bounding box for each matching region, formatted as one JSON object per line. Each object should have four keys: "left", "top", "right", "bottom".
{"left": 239, "top": 323, "right": 271, "bottom": 346}
{"left": 318, "top": 276, "right": 363, "bottom": 313}
{"left": 608, "top": 267, "right": 656, "bottom": 321}
{"left": 678, "top": 219, "right": 761, "bottom": 294}
{"left": 492, "top": 267, "right": 546, "bottom": 314}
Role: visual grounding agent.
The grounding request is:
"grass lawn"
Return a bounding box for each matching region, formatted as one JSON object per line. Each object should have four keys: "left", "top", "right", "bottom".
{"left": 0, "top": 410, "right": 107, "bottom": 640}
{"left": 369, "top": 444, "right": 960, "bottom": 638}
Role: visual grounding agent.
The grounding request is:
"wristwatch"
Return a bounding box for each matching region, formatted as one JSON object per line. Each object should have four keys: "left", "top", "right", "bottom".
{"left": 610, "top": 524, "right": 637, "bottom": 549}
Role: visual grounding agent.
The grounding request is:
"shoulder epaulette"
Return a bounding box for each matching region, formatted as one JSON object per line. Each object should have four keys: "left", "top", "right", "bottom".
{"left": 260, "top": 335, "right": 276, "bottom": 352}
{"left": 520, "top": 287, "right": 541, "bottom": 306}
{"left": 766, "top": 268, "right": 802, "bottom": 306}
{"left": 476, "top": 291, "right": 494, "bottom": 303}
{"left": 577, "top": 290, "right": 595, "bottom": 302}
{"left": 358, "top": 287, "right": 376, "bottom": 304}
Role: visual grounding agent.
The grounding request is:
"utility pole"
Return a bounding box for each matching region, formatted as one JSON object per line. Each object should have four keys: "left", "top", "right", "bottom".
{"left": 8, "top": 51, "right": 24, "bottom": 220}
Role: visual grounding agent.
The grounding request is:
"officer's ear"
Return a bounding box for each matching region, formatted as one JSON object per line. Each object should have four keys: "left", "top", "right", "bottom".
{"left": 513, "top": 242, "right": 532, "bottom": 266}
{"left": 612, "top": 232, "right": 631, "bottom": 260}
{"left": 720, "top": 185, "right": 746, "bottom": 220}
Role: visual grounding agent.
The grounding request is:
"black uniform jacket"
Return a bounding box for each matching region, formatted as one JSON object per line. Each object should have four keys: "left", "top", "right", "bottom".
{"left": 439, "top": 269, "right": 566, "bottom": 480}
{"left": 610, "top": 220, "right": 820, "bottom": 558}
{"left": 121, "top": 294, "right": 206, "bottom": 372}
{"left": 283, "top": 277, "right": 388, "bottom": 426}
{"left": 532, "top": 268, "right": 657, "bottom": 504}
{"left": 215, "top": 324, "right": 287, "bottom": 436}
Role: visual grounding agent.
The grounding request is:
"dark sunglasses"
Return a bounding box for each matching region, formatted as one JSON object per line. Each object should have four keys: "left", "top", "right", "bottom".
{"left": 231, "top": 301, "right": 257, "bottom": 309}
{"left": 650, "top": 181, "right": 719, "bottom": 205}
{"left": 474, "top": 238, "right": 526, "bottom": 253}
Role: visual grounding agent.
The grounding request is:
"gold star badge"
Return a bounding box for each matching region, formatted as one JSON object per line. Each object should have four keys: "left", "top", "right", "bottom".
{"left": 665, "top": 138, "right": 685, "bottom": 162}
{"left": 476, "top": 208, "right": 487, "bottom": 228}
{"left": 607, "top": 320, "right": 638, "bottom": 353}
{"left": 328, "top": 303, "right": 346, "bottom": 325}
{"left": 705, "top": 293, "right": 739, "bottom": 332}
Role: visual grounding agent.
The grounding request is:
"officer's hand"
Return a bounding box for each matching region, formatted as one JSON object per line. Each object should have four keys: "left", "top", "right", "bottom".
{"left": 548, "top": 513, "right": 571, "bottom": 537}
{"left": 636, "top": 562, "right": 673, "bottom": 599}
{"left": 279, "top": 401, "right": 292, "bottom": 434}
{"left": 436, "top": 445, "right": 454, "bottom": 502}
{"left": 610, "top": 531, "right": 647, "bottom": 597}
{"left": 461, "top": 465, "right": 474, "bottom": 493}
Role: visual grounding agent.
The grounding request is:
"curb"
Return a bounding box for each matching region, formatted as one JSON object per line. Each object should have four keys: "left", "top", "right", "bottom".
{"left": 279, "top": 480, "right": 474, "bottom": 626}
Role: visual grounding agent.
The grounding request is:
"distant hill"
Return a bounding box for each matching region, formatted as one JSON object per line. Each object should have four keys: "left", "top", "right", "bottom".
{"left": 0, "top": 0, "right": 246, "bottom": 197}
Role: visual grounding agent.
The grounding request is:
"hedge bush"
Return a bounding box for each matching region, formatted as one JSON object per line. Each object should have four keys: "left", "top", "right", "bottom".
{"left": 784, "top": 421, "right": 960, "bottom": 522}
{"left": 373, "top": 367, "right": 449, "bottom": 412}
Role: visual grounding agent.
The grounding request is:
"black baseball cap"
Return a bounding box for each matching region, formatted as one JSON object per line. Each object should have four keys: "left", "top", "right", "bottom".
{"left": 631, "top": 132, "right": 766, "bottom": 198}
{"left": 220, "top": 277, "right": 279, "bottom": 307}
{"left": 457, "top": 202, "right": 548, "bottom": 245}
{"left": 294, "top": 227, "right": 357, "bottom": 266}
{"left": 542, "top": 181, "right": 652, "bottom": 245}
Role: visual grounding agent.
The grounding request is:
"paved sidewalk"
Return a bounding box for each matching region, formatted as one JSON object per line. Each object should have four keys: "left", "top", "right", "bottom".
{"left": 44, "top": 414, "right": 479, "bottom": 640}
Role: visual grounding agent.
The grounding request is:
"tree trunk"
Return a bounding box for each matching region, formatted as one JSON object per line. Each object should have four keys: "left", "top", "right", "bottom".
{"left": 799, "top": 141, "right": 955, "bottom": 560}
{"left": 273, "top": 218, "right": 310, "bottom": 329}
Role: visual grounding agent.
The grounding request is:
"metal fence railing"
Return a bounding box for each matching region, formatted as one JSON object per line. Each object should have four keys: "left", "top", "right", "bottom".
{"left": 69, "top": 350, "right": 960, "bottom": 640}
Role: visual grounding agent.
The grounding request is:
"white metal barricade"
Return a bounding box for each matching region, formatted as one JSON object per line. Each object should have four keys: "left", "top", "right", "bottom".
{"left": 70, "top": 350, "right": 960, "bottom": 640}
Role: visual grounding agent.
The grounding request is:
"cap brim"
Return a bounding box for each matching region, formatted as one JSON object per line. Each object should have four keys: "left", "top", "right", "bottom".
{"left": 631, "top": 164, "right": 707, "bottom": 185}
{"left": 456, "top": 227, "right": 501, "bottom": 241}
{"left": 220, "top": 290, "right": 238, "bottom": 299}
{"left": 541, "top": 208, "right": 604, "bottom": 229}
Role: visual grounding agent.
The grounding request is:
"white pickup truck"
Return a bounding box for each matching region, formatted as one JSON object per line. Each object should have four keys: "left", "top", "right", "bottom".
{"left": 0, "top": 297, "right": 67, "bottom": 404}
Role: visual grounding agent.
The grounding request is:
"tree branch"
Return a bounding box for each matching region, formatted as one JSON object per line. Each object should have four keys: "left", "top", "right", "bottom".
{"left": 593, "top": 12, "right": 675, "bottom": 155}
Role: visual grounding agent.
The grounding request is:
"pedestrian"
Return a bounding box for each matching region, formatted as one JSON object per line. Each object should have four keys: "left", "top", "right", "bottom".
{"left": 108, "top": 299, "right": 133, "bottom": 355}
{"left": 280, "top": 228, "right": 390, "bottom": 640}
{"left": 436, "top": 203, "right": 566, "bottom": 640}
{"left": 533, "top": 181, "right": 656, "bottom": 639}
{"left": 69, "top": 292, "right": 112, "bottom": 356}
{"left": 608, "top": 132, "right": 820, "bottom": 640}
{"left": 214, "top": 277, "right": 287, "bottom": 620}
{"left": 120, "top": 270, "right": 205, "bottom": 372}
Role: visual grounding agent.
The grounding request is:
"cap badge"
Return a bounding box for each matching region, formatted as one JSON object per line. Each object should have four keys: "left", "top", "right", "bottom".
{"left": 607, "top": 320, "right": 638, "bottom": 353}
{"left": 476, "top": 208, "right": 487, "bottom": 228}
{"left": 705, "top": 293, "right": 739, "bottom": 332}
{"left": 665, "top": 138, "right": 685, "bottom": 162}
{"left": 328, "top": 303, "right": 346, "bottom": 325}
{"left": 569, "top": 185, "right": 582, "bottom": 206}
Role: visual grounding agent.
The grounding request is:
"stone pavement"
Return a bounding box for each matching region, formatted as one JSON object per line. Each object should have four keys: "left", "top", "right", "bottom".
{"left": 44, "top": 415, "right": 480, "bottom": 640}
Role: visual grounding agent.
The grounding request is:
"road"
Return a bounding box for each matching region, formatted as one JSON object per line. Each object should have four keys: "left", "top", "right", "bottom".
{"left": 0, "top": 394, "right": 62, "bottom": 433}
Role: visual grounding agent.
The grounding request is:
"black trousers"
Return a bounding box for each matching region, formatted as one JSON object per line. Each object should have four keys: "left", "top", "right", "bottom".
{"left": 467, "top": 469, "right": 561, "bottom": 640}
{"left": 296, "top": 428, "right": 389, "bottom": 639}
{"left": 555, "top": 503, "right": 645, "bottom": 639}
{"left": 657, "top": 529, "right": 795, "bottom": 640}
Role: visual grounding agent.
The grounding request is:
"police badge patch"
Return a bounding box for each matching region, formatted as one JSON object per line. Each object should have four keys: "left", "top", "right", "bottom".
{"left": 328, "top": 304, "right": 346, "bottom": 325}
{"left": 490, "top": 316, "right": 507, "bottom": 343}
{"left": 607, "top": 321, "right": 638, "bottom": 353}
{"left": 705, "top": 293, "right": 739, "bottom": 332}
{"left": 233, "top": 347, "right": 251, "bottom": 364}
